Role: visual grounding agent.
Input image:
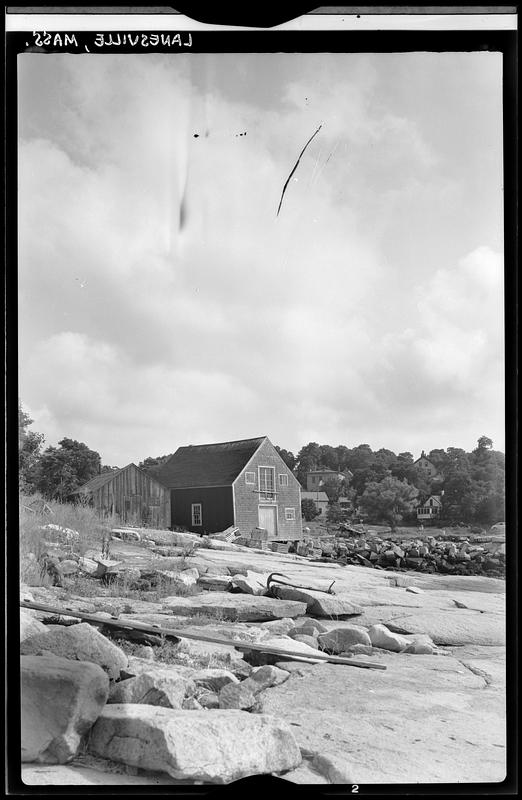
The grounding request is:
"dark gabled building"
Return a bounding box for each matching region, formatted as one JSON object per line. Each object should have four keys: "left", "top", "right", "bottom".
{"left": 72, "top": 463, "right": 170, "bottom": 528}
{"left": 157, "top": 436, "right": 303, "bottom": 541}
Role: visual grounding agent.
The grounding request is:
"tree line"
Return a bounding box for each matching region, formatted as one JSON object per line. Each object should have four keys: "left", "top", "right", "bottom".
{"left": 293, "top": 438, "right": 504, "bottom": 527}
{"left": 18, "top": 402, "right": 504, "bottom": 526}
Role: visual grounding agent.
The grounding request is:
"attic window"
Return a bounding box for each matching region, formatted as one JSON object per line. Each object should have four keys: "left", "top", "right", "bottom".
{"left": 245, "top": 472, "right": 255, "bottom": 485}
{"left": 279, "top": 474, "right": 289, "bottom": 487}
{"left": 259, "top": 466, "right": 276, "bottom": 501}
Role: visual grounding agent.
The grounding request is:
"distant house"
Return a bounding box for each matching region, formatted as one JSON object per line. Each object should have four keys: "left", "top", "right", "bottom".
{"left": 414, "top": 451, "right": 443, "bottom": 482}
{"left": 338, "top": 495, "right": 353, "bottom": 514}
{"left": 416, "top": 494, "right": 443, "bottom": 521}
{"left": 157, "top": 436, "right": 303, "bottom": 541}
{"left": 72, "top": 463, "right": 170, "bottom": 527}
{"left": 305, "top": 469, "right": 352, "bottom": 492}
{"left": 301, "top": 490, "right": 329, "bottom": 517}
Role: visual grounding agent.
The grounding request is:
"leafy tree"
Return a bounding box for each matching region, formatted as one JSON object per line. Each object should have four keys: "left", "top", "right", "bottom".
{"left": 295, "top": 442, "right": 322, "bottom": 486}
{"left": 33, "top": 438, "right": 101, "bottom": 500}
{"left": 397, "top": 452, "right": 414, "bottom": 463}
{"left": 475, "top": 435, "right": 493, "bottom": 452}
{"left": 351, "top": 464, "right": 390, "bottom": 499}
{"left": 139, "top": 454, "right": 174, "bottom": 477}
{"left": 373, "top": 448, "right": 397, "bottom": 467}
{"left": 345, "top": 444, "right": 374, "bottom": 472}
{"left": 427, "top": 448, "right": 449, "bottom": 473}
{"left": 334, "top": 445, "right": 352, "bottom": 472}
{"left": 18, "top": 403, "right": 45, "bottom": 493}
{"left": 445, "top": 447, "right": 471, "bottom": 473}
{"left": 301, "top": 498, "right": 320, "bottom": 522}
{"left": 359, "top": 476, "right": 419, "bottom": 530}
{"left": 318, "top": 445, "right": 339, "bottom": 471}
{"left": 326, "top": 502, "right": 344, "bottom": 524}
{"left": 275, "top": 446, "right": 296, "bottom": 471}
{"left": 322, "top": 476, "right": 343, "bottom": 503}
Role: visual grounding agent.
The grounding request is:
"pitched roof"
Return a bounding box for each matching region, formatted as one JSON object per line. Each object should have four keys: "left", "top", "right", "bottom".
{"left": 72, "top": 463, "right": 167, "bottom": 494}
{"left": 72, "top": 467, "right": 126, "bottom": 494}
{"left": 301, "top": 491, "right": 329, "bottom": 502}
{"left": 157, "top": 437, "right": 267, "bottom": 488}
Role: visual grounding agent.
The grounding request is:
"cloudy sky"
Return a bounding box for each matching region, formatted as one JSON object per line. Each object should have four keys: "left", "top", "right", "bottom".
{"left": 18, "top": 50, "right": 504, "bottom": 466}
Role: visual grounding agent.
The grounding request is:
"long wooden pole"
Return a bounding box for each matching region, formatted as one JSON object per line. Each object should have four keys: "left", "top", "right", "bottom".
{"left": 20, "top": 600, "right": 387, "bottom": 671}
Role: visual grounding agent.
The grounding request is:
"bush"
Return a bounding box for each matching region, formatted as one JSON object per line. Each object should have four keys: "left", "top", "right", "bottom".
{"left": 301, "top": 498, "right": 320, "bottom": 521}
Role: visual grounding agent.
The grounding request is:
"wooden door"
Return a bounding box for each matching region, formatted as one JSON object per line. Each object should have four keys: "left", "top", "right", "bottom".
{"left": 258, "top": 505, "right": 277, "bottom": 536}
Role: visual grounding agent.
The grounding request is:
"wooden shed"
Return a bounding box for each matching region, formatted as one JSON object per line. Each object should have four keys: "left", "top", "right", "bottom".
{"left": 72, "top": 463, "right": 170, "bottom": 528}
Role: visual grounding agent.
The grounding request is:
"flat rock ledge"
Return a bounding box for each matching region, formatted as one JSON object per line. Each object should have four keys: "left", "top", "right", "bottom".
{"left": 161, "top": 592, "right": 307, "bottom": 622}
{"left": 89, "top": 704, "right": 302, "bottom": 783}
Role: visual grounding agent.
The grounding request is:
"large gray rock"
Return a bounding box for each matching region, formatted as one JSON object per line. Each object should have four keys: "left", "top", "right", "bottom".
{"left": 292, "top": 635, "right": 319, "bottom": 649}
{"left": 385, "top": 610, "right": 506, "bottom": 646}
{"left": 161, "top": 592, "right": 307, "bottom": 621}
{"left": 288, "top": 620, "right": 328, "bottom": 637}
{"left": 242, "top": 665, "right": 290, "bottom": 693}
{"left": 258, "top": 618, "right": 296, "bottom": 635}
{"left": 318, "top": 625, "right": 372, "bottom": 654}
{"left": 89, "top": 705, "right": 302, "bottom": 783}
{"left": 231, "top": 571, "right": 270, "bottom": 595}
{"left": 240, "top": 636, "right": 325, "bottom": 666}
{"left": 20, "top": 610, "right": 49, "bottom": 643}
{"left": 218, "top": 683, "right": 257, "bottom": 710}
{"left": 269, "top": 586, "right": 362, "bottom": 618}
{"left": 400, "top": 634, "right": 437, "bottom": 655}
{"left": 258, "top": 654, "right": 505, "bottom": 783}
{"left": 144, "top": 529, "right": 202, "bottom": 548}
{"left": 197, "top": 574, "right": 233, "bottom": 590}
{"left": 198, "top": 691, "right": 220, "bottom": 709}
{"left": 192, "top": 668, "right": 239, "bottom": 692}
{"left": 368, "top": 624, "right": 411, "bottom": 653}
{"left": 108, "top": 670, "right": 194, "bottom": 708}
{"left": 122, "top": 656, "right": 194, "bottom": 680}
{"left": 20, "top": 623, "right": 128, "bottom": 679}
{"left": 22, "top": 655, "right": 109, "bottom": 763}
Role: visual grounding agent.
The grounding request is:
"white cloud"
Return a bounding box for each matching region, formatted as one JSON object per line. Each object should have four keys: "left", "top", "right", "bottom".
{"left": 18, "top": 54, "right": 504, "bottom": 461}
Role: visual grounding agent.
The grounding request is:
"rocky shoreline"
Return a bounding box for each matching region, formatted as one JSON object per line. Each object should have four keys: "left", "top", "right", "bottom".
{"left": 20, "top": 529, "right": 506, "bottom": 785}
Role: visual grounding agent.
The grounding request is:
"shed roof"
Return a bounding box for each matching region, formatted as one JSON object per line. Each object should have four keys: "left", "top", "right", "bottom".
{"left": 157, "top": 437, "right": 267, "bottom": 488}
{"left": 73, "top": 463, "right": 167, "bottom": 495}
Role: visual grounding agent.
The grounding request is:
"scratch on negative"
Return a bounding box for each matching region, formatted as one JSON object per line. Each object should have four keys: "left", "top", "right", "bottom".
{"left": 276, "top": 124, "right": 323, "bottom": 217}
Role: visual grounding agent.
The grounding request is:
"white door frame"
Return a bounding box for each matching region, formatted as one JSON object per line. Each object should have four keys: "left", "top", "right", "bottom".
{"left": 258, "top": 504, "right": 278, "bottom": 536}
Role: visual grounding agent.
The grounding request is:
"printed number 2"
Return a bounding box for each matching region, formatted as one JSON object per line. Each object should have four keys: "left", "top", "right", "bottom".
{"left": 351, "top": 787, "right": 359, "bottom": 794}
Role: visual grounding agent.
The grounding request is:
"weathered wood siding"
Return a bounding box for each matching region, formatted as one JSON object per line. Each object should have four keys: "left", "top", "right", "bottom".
{"left": 170, "top": 486, "right": 234, "bottom": 534}
{"left": 91, "top": 464, "right": 170, "bottom": 528}
{"left": 233, "top": 439, "right": 303, "bottom": 540}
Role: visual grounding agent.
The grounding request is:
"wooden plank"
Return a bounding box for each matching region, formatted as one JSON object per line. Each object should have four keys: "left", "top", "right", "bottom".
{"left": 19, "top": 600, "right": 386, "bottom": 670}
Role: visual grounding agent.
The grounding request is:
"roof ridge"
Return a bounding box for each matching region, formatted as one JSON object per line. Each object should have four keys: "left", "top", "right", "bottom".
{"left": 177, "top": 436, "right": 267, "bottom": 449}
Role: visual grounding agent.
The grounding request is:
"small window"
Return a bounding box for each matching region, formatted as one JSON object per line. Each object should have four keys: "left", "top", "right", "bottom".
{"left": 285, "top": 508, "right": 296, "bottom": 521}
{"left": 279, "top": 474, "right": 289, "bottom": 487}
{"left": 191, "top": 503, "right": 202, "bottom": 526}
{"left": 245, "top": 472, "right": 255, "bottom": 485}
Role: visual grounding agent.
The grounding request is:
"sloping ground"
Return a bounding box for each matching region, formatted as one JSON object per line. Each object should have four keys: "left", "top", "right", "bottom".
{"left": 258, "top": 651, "right": 506, "bottom": 784}
{"left": 21, "top": 538, "right": 506, "bottom": 785}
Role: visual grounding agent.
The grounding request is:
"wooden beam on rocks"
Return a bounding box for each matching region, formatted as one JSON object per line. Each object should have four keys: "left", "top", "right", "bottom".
{"left": 19, "top": 601, "right": 386, "bottom": 671}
